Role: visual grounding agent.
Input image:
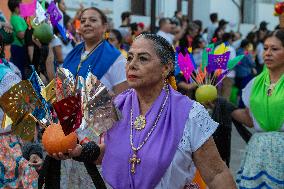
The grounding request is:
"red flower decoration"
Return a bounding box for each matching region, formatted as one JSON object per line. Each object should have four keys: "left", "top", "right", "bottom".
{"left": 53, "top": 95, "right": 82, "bottom": 135}
{"left": 212, "top": 37, "right": 217, "bottom": 43}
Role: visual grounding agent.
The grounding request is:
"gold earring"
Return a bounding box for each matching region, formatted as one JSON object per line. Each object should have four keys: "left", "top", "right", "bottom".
{"left": 104, "top": 32, "right": 110, "bottom": 40}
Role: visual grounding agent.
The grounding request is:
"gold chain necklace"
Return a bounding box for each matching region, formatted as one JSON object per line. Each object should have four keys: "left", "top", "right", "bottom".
{"left": 129, "top": 85, "right": 169, "bottom": 174}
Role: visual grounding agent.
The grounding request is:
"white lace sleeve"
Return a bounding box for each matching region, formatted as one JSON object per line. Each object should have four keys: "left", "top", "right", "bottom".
{"left": 0, "top": 72, "right": 21, "bottom": 96}
{"left": 180, "top": 102, "right": 218, "bottom": 153}
{"left": 8, "top": 62, "right": 22, "bottom": 79}
{"left": 242, "top": 78, "right": 255, "bottom": 108}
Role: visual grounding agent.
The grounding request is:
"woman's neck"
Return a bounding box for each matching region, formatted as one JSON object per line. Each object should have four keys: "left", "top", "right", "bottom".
{"left": 84, "top": 39, "right": 102, "bottom": 51}
{"left": 270, "top": 67, "right": 284, "bottom": 83}
{"left": 135, "top": 83, "right": 164, "bottom": 115}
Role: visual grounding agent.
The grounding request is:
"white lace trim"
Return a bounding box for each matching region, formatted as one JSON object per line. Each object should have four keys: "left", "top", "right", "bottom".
{"left": 178, "top": 102, "right": 218, "bottom": 152}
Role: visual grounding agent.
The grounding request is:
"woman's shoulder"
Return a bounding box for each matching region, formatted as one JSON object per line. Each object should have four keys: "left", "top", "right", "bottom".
{"left": 114, "top": 89, "right": 133, "bottom": 108}
{"left": 242, "top": 77, "right": 256, "bottom": 107}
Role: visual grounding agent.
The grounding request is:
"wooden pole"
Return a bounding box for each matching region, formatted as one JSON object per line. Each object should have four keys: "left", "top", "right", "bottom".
{"left": 150, "top": 0, "right": 156, "bottom": 33}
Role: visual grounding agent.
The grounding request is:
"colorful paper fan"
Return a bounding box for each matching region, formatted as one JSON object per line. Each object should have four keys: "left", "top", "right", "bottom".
{"left": 76, "top": 72, "right": 119, "bottom": 136}
{"left": 177, "top": 51, "right": 195, "bottom": 81}
{"left": 85, "top": 85, "right": 119, "bottom": 136}
{"left": 55, "top": 68, "right": 75, "bottom": 101}
{"left": 0, "top": 80, "right": 42, "bottom": 140}
{"left": 29, "top": 66, "right": 52, "bottom": 121}
{"left": 175, "top": 42, "right": 244, "bottom": 87}
{"left": 41, "top": 79, "right": 56, "bottom": 103}
{"left": 53, "top": 95, "right": 82, "bottom": 135}
{"left": 12, "top": 114, "right": 37, "bottom": 141}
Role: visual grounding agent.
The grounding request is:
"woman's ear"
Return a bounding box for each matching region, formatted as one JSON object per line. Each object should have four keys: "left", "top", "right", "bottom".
{"left": 162, "top": 63, "right": 173, "bottom": 78}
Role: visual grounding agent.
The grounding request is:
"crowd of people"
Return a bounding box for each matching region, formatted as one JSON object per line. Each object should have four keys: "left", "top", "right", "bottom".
{"left": 0, "top": 0, "right": 283, "bottom": 188}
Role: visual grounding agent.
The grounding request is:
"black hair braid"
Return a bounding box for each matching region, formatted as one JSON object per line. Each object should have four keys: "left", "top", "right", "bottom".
{"left": 135, "top": 33, "right": 175, "bottom": 65}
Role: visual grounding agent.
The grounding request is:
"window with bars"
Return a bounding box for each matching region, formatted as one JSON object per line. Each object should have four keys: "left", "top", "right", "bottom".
{"left": 131, "top": 0, "right": 146, "bottom": 16}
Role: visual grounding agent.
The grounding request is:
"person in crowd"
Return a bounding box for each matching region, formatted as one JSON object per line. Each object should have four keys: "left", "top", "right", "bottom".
{"left": 179, "top": 22, "right": 199, "bottom": 49}
{"left": 172, "top": 10, "right": 182, "bottom": 26}
{"left": 255, "top": 23, "right": 270, "bottom": 74}
{"left": 157, "top": 17, "right": 184, "bottom": 45}
{"left": 218, "top": 19, "right": 229, "bottom": 33}
{"left": 235, "top": 39, "right": 256, "bottom": 108}
{"left": 232, "top": 31, "right": 242, "bottom": 49}
{"left": 117, "top": 11, "right": 132, "bottom": 51}
{"left": 212, "top": 26, "right": 225, "bottom": 43}
{"left": 176, "top": 22, "right": 200, "bottom": 96}
{"left": 203, "top": 97, "right": 252, "bottom": 167}
{"left": 192, "top": 35, "right": 206, "bottom": 67}
{"left": 220, "top": 32, "right": 237, "bottom": 100}
{"left": 181, "top": 15, "right": 189, "bottom": 30}
{"left": 25, "top": 29, "right": 54, "bottom": 84}
{"left": 108, "top": 29, "right": 127, "bottom": 57}
{"left": 157, "top": 17, "right": 175, "bottom": 45}
{"left": 40, "top": 7, "right": 128, "bottom": 189}
{"left": 207, "top": 13, "right": 218, "bottom": 43}
{"left": 233, "top": 29, "right": 284, "bottom": 189}
{"left": 0, "top": 31, "right": 43, "bottom": 189}
{"left": 118, "top": 11, "right": 132, "bottom": 38}
{"left": 137, "top": 22, "right": 145, "bottom": 34}
{"left": 50, "top": 15, "right": 74, "bottom": 69}
{"left": 56, "top": 0, "right": 71, "bottom": 29}
{"left": 8, "top": 0, "right": 28, "bottom": 78}
{"left": 246, "top": 31, "right": 258, "bottom": 49}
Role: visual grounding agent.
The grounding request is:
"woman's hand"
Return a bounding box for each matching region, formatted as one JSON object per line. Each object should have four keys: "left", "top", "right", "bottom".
{"left": 231, "top": 108, "right": 254, "bottom": 128}
{"left": 49, "top": 144, "right": 82, "bottom": 160}
{"left": 29, "top": 154, "right": 43, "bottom": 171}
{"left": 32, "top": 36, "right": 42, "bottom": 48}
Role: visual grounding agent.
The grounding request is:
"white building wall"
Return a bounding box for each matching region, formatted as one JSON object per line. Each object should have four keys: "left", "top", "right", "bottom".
{"left": 193, "top": 0, "right": 211, "bottom": 28}
{"left": 193, "top": 0, "right": 239, "bottom": 31}
{"left": 256, "top": 3, "right": 278, "bottom": 31}
{"left": 64, "top": 0, "right": 278, "bottom": 35}
{"left": 112, "top": 0, "right": 131, "bottom": 28}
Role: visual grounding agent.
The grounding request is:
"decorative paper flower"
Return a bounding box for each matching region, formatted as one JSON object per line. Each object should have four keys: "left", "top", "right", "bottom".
{"left": 274, "top": 1, "right": 284, "bottom": 16}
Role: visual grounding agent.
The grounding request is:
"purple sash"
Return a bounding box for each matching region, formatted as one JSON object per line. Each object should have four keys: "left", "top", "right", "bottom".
{"left": 102, "top": 86, "right": 193, "bottom": 189}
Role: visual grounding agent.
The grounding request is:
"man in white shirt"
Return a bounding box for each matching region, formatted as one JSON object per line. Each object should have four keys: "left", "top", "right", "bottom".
{"left": 157, "top": 18, "right": 175, "bottom": 45}
{"left": 157, "top": 18, "right": 184, "bottom": 46}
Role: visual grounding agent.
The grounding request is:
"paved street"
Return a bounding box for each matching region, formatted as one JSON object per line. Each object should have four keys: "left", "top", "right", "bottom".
{"left": 229, "top": 126, "right": 254, "bottom": 178}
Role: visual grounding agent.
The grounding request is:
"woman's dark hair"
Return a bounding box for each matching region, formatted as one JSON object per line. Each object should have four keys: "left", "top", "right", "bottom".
{"left": 110, "top": 29, "right": 122, "bottom": 44}
{"left": 264, "top": 29, "right": 284, "bottom": 47}
{"left": 80, "top": 7, "right": 107, "bottom": 24}
{"left": 8, "top": 0, "right": 21, "bottom": 12}
{"left": 240, "top": 39, "right": 250, "bottom": 49}
{"left": 212, "top": 27, "right": 223, "bottom": 42}
{"left": 192, "top": 36, "right": 204, "bottom": 50}
{"left": 135, "top": 34, "right": 175, "bottom": 66}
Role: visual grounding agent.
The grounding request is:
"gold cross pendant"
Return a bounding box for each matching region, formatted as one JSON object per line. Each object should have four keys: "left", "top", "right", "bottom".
{"left": 129, "top": 152, "right": 141, "bottom": 174}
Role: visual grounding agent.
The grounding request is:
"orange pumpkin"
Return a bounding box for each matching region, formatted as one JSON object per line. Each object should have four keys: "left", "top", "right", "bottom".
{"left": 42, "top": 123, "right": 77, "bottom": 154}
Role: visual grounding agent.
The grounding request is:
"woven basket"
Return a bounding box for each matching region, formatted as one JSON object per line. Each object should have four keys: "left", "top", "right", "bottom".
{"left": 279, "top": 14, "right": 284, "bottom": 29}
